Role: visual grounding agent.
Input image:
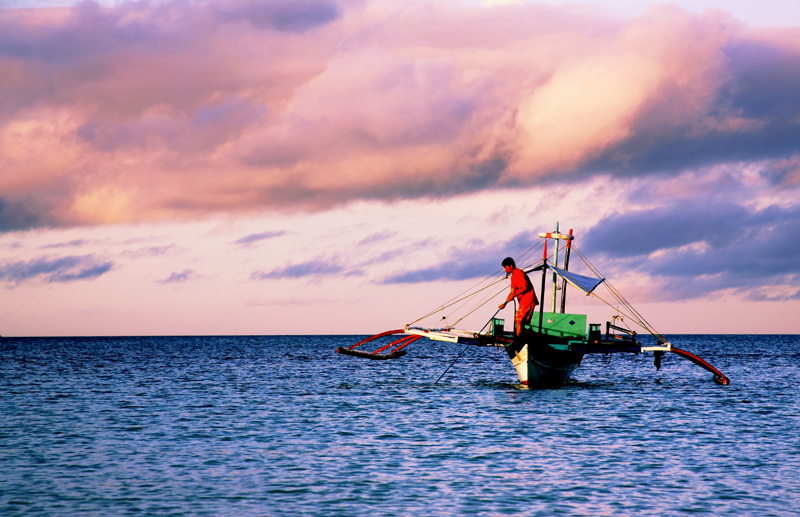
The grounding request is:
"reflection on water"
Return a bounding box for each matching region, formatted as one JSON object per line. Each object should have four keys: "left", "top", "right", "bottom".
{"left": 1, "top": 335, "right": 799, "bottom": 515}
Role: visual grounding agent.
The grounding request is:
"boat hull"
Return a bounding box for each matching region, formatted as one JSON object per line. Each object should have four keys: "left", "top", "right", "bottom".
{"left": 527, "top": 342, "right": 583, "bottom": 386}
{"left": 508, "top": 333, "right": 584, "bottom": 387}
{"left": 505, "top": 313, "right": 586, "bottom": 386}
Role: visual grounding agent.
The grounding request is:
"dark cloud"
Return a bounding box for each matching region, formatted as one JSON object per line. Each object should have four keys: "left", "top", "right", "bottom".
{"left": 382, "top": 258, "right": 499, "bottom": 284}
{"left": 0, "top": 254, "right": 114, "bottom": 285}
{"left": 158, "top": 269, "right": 195, "bottom": 284}
{"left": 356, "top": 230, "right": 396, "bottom": 246}
{"left": 380, "top": 235, "right": 538, "bottom": 284}
{"left": 583, "top": 200, "right": 800, "bottom": 300}
{"left": 212, "top": 0, "right": 342, "bottom": 33}
{"left": 0, "top": 0, "right": 327, "bottom": 123}
{"left": 234, "top": 231, "right": 286, "bottom": 246}
{"left": 2, "top": 2, "right": 800, "bottom": 234}
{"left": 51, "top": 261, "right": 113, "bottom": 282}
{"left": 376, "top": 199, "right": 800, "bottom": 303}
{"left": 725, "top": 41, "right": 800, "bottom": 120}
{"left": 120, "top": 245, "right": 179, "bottom": 259}
{"left": 0, "top": 197, "right": 58, "bottom": 233}
{"left": 41, "top": 239, "right": 91, "bottom": 249}
{"left": 587, "top": 119, "right": 800, "bottom": 179}
{"left": 0, "top": 0, "right": 341, "bottom": 65}
{"left": 357, "top": 152, "right": 511, "bottom": 204}
{"left": 0, "top": 1, "right": 140, "bottom": 65}
{"left": 251, "top": 260, "right": 346, "bottom": 280}
{"left": 581, "top": 201, "right": 750, "bottom": 258}
{"left": 764, "top": 156, "right": 800, "bottom": 185}
{"left": 582, "top": 40, "right": 800, "bottom": 177}
{"left": 76, "top": 99, "right": 264, "bottom": 153}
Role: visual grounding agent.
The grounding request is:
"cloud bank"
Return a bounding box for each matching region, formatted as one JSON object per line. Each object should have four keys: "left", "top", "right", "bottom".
{"left": 375, "top": 179, "right": 800, "bottom": 302}
{"left": 1, "top": 0, "right": 800, "bottom": 232}
{"left": 582, "top": 199, "right": 800, "bottom": 302}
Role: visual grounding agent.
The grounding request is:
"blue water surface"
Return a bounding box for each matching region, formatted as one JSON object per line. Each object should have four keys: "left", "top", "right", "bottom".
{"left": 1, "top": 335, "right": 799, "bottom": 516}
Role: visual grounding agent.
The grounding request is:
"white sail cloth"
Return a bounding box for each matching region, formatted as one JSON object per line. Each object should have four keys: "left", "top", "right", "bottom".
{"left": 549, "top": 265, "right": 604, "bottom": 295}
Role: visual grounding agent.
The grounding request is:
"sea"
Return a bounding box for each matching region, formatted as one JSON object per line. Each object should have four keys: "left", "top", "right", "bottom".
{"left": 1, "top": 334, "right": 799, "bottom": 516}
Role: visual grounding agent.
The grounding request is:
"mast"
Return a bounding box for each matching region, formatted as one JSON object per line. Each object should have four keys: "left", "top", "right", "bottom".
{"left": 559, "top": 228, "right": 574, "bottom": 313}
{"left": 537, "top": 227, "right": 575, "bottom": 314}
{"left": 538, "top": 238, "right": 547, "bottom": 334}
{"left": 550, "top": 222, "right": 559, "bottom": 313}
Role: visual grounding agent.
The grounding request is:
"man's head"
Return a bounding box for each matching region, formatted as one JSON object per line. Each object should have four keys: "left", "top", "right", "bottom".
{"left": 502, "top": 257, "right": 515, "bottom": 274}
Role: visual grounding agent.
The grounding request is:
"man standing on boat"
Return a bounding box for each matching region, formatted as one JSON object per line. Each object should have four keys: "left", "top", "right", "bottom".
{"left": 498, "top": 257, "right": 538, "bottom": 336}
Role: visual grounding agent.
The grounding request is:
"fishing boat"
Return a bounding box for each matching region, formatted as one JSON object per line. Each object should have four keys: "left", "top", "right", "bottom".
{"left": 337, "top": 225, "right": 730, "bottom": 387}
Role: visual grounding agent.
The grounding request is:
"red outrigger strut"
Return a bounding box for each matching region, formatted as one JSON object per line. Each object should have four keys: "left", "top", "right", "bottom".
{"left": 336, "top": 329, "right": 422, "bottom": 360}
{"left": 671, "top": 346, "right": 730, "bottom": 385}
{"left": 373, "top": 334, "right": 420, "bottom": 353}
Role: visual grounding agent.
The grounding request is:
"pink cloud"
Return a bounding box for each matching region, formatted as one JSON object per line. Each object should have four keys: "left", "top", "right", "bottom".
{"left": 1, "top": 0, "right": 799, "bottom": 231}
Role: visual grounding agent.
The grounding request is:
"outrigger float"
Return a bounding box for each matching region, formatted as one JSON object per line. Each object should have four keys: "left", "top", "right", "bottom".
{"left": 337, "top": 225, "right": 730, "bottom": 387}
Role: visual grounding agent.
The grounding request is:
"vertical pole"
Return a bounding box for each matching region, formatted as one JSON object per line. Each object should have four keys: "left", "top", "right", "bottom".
{"left": 559, "top": 228, "right": 573, "bottom": 314}
{"left": 539, "top": 238, "right": 547, "bottom": 332}
{"left": 538, "top": 258, "right": 547, "bottom": 334}
{"left": 550, "top": 223, "right": 559, "bottom": 313}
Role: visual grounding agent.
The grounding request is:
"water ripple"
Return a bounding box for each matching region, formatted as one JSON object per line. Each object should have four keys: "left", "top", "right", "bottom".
{"left": 1, "top": 335, "right": 798, "bottom": 515}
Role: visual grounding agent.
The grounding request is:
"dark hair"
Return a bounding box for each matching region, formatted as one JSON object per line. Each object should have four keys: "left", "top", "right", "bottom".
{"left": 501, "top": 257, "right": 515, "bottom": 268}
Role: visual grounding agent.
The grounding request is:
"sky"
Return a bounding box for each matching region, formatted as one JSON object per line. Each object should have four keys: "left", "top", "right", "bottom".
{"left": 1, "top": 0, "right": 800, "bottom": 336}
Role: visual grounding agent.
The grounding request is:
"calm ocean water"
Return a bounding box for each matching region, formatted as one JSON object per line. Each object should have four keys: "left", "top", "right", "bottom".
{"left": 1, "top": 334, "right": 799, "bottom": 516}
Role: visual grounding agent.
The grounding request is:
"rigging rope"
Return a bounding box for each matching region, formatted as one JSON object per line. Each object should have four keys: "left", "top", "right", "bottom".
{"left": 435, "top": 307, "right": 503, "bottom": 384}
{"left": 406, "top": 241, "right": 545, "bottom": 328}
{"left": 404, "top": 239, "right": 670, "bottom": 346}
{"left": 405, "top": 277, "right": 507, "bottom": 327}
{"left": 569, "top": 244, "right": 668, "bottom": 343}
{"left": 448, "top": 284, "right": 508, "bottom": 328}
